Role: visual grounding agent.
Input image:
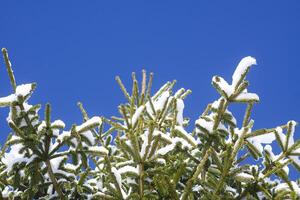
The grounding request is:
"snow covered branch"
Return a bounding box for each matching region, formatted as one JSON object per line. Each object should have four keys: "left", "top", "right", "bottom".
{"left": 0, "top": 49, "right": 299, "bottom": 199}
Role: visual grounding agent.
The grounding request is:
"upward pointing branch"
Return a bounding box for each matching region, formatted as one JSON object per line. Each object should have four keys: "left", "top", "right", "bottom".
{"left": 2, "top": 48, "right": 17, "bottom": 92}
{"left": 181, "top": 148, "right": 212, "bottom": 200}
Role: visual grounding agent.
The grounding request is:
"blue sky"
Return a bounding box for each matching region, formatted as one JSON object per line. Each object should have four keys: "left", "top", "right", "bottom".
{"left": 0, "top": 1, "right": 299, "bottom": 179}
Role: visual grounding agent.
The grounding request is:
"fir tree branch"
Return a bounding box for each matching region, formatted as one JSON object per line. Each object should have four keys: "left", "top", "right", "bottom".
{"left": 242, "top": 103, "right": 253, "bottom": 127}
{"left": 1, "top": 48, "right": 16, "bottom": 92}
{"left": 181, "top": 148, "right": 212, "bottom": 200}
{"left": 45, "top": 159, "right": 64, "bottom": 199}
{"left": 138, "top": 163, "right": 144, "bottom": 199}
{"left": 214, "top": 125, "right": 249, "bottom": 196}
{"left": 115, "top": 76, "right": 131, "bottom": 103}
{"left": 244, "top": 124, "right": 287, "bottom": 139}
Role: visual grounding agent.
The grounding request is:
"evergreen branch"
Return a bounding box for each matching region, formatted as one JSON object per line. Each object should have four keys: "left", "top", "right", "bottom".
{"left": 245, "top": 124, "right": 287, "bottom": 139}
{"left": 259, "top": 159, "right": 292, "bottom": 181}
{"left": 0, "top": 54, "right": 298, "bottom": 199}
{"left": 242, "top": 103, "right": 253, "bottom": 127}
{"left": 1, "top": 48, "right": 16, "bottom": 92}
{"left": 139, "top": 69, "right": 147, "bottom": 105}
{"left": 181, "top": 147, "right": 212, "bottom": 200}
{"left": 45, "top": 159, "right": 65, "bottom": 199}
{"left": 115, "top": 76, "right": 131, "bottom": 103}
{"left": 214, "top": 126, "right": 249, "bottom": 196}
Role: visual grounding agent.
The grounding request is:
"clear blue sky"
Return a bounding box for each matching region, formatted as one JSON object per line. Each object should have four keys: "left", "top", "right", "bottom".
{"left": 0, "top": 1, "right": 299, "bottom": 179}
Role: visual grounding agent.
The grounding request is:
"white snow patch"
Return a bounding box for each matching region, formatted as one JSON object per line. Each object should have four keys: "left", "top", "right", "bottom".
{"left": 88, "top": 146, "right": 109, "bottom": 155}
{"left": 156, "top": 137, "right": 192, "bottom": 155}
{"left": 51, "top": 120, "right": 65, "bottom": 129}
{"left": 174, "top": 125, "right": 197, "bottom": 146}
{"left": 1, "top": 144, "right": 37, "bottom": 172}
{"left": 16, "top": 84, "right": 33, "bottom": 97}
{"left": 235, "top": 172, "right": 254, "bottom": 182}
{"left": 0, "top": 84, "right": 34, "bottom": 107}
{"left": 234, "top": 92, "right": 259, "bottom": 102}
{"left": 212, "top": 76, "right": 233, "bottom": 97}
{"left": 176, "top": 98, "right": 184, "bottom": 126}
{"left": 140, "top": 130, "right": 149, "bottom": 158}
{"left": 76, "top": 116, "right": 102, "bottom": 133}
{"left": 118, "top": 166, "right": 138, "bottom": 175}
{"left": 232, "top": 56, "right": 257, "bottom": 88}
{"left": 275, "top": 181, "right": 300, "bottom": 196}
{"left": 57, "top": 131, "right": 71, "bottom": 142}
{"left": 131, "top": 105, "right": 145, "bottom": 126}
{"left": 153, "top": 91, "right": 170, "bottom": 111}
{"left": 81, "top": 130, "right": 96, "bottom": 145}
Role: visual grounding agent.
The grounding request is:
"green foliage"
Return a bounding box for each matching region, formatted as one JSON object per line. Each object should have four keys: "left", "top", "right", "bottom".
{"left": 0, "top": 49, "right": 299, "bottom": 200}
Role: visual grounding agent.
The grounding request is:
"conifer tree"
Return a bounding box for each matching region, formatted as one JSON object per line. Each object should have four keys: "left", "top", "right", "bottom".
{"left": 0, "top": 48, "right": 299, "bottom": 199}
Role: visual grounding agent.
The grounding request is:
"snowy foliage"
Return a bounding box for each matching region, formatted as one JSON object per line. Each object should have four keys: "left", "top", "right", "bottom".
{"left": 0, "top": 48, "right": 299, "bottom": 199}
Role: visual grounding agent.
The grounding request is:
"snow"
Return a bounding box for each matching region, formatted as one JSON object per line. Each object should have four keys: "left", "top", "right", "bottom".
{"left": 234, "top": 92, "right": 259, "bottom": 102}
{"left": 125, "top": 177, "right": 136, "bottom": 185}
{"left": 275, "top": 181, "right": 300, "bottom": 196}
{"left": 116, "top": 160, "right": 134, "bottom": 168}
{"left": 250, "top": 132, "right": 275, "bottom": 144}
{"left": 131, "top": 105, "right": 145, "bottom": 126}
{"left": 174, "top": 125, "right": 197, "bottom": 147}
{"left": 276, "top": 127, "right": 286, "bottom": 146}
{"left": 246, "top": 129, "right": 275, "bottom": 155}
{"left": 235, "top": 172, "right": 254, "bottom": 182}
{"left": 51, "top": 120, "right": 65, "bottom": 129}
{"left": 1, "top": 143, "right": 37, "bottom": 172}
{"left": 196, "top": 118, "right": 214, "bottom": 133}
{"left": 0, "top": 83, "right": 34, "bottom": 107}
{"left": 274, "top": 121, "right": 300, "bottom": 167}
{"left": 0, "top": 94, "right": 16, "bottom": 107}
{"left": 156, "top": 137, "right": 192, "bottom": 155}
{"left": 264, "top": 145, "right": 275, "bottom": 160}
{"left": 212, "top": 76, "right": 233, "bottom": 97}
{"left": 153, "top": 130, "right": 172, "bottom": 143}
{"left": 140, "top": 130, "right": 149, "bottom": 158}
{"left": 195, "top": 114, "right": 226, "bottom": 134}
{"left": 154, "top": 91, "right": 170, "bottom": 111}
{"left": 38, "top": 121, "right": 46, "bottom": 132}
{"left": 264, "top": 145, "right": 289, "bottom": 175}
{"left": 117, "top": 166, "right": 138, "bottom": 174}
{"left": 57, "top": 131, "right": 71, "bottom": 142}
{"left": 287, "top": 120, "right": 297, "bottom": 149}
{"left": 112, "top": 167, "right": 132, "bottom": 198}
{"left": 176, "top": 99, "right": 184, "bottom": 125}
{"left": 211, "top": 98, "right": 237, "bottom": 126}
{"left": 47, "top": 156, "right": 75, "bottom": 180}
{"left": 211, "top": 99, "right": 222, "bottom": 110}
{"left": 88, "top": 146, "right": 109, "bottom": 155}
{"left": 81, "top": 130, "right": 96, "bottom": 145}
{"left": 211, "top": 57, "right": 258, "bottom": 101}
{"left": 232, "top": 56, "right": 257, "bottom": 88}
{"left": 156, "top": 158, "right": 166, "bottom": 165}
{"left": 225, "top": 186, "right": 237, "bottom": 195}
{"left": 140, "top": 129, "right": 174, "bottom": 158}
{"left": 112, "top": 167, "right": 122, "bottom": 187}
{"left": 23, "top": 102, "right": 33, "bottom": 111}
{"left": 75, "top": 116, "right": 102, "bottom": 133}
{"left": 1, "top": 186, "right": 13, "bottom": 198}
{"left": 152, "top": 82, "right": 170, "bottom": 99}
{"left": 174, "top": 88, "right": 185, "bottom": 98}
{"left": 15, "top": 84, "right": 33, "bottom": 97}
{"left": 156, "top": 143, "right": 175, "bottom": 155}
{"left": 50, "top": 156, "right": 65, "bottom": 172}
{"left": 291, "top": 155, "right": 300, "bottom": 166}
{"left": 192, "top": 185, "right": 202, "bottom": 192}
{"left": 64, "top": 163, "right": 78, "bottom": 171}
{"left": 47, "top": 184, "right": 54, "bottom": 196}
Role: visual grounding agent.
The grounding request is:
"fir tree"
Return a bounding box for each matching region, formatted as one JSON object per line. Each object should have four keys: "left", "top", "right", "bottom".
{"left": 0, "top": 48, "right": 299, "bottom": 199}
